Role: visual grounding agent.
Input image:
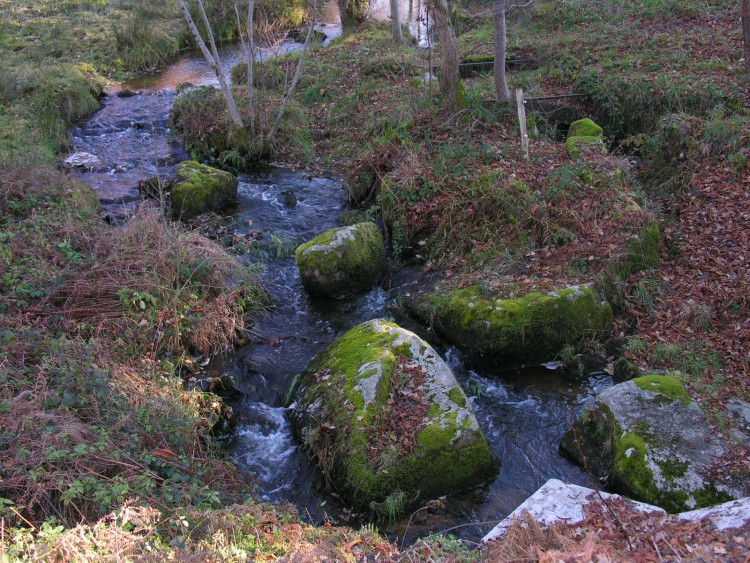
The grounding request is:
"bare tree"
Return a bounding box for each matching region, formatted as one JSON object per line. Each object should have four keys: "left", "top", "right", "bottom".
{"left": 177, "top": 0, "right": 317, "bottom": 149}
{"left": 743, "top": 0, "right": 750, "bottom": 74}
{"left": 391, "top": 0, "right": 403, "bottom": 44}
{"left": 235, "top": 1, "right": 256, "bottom": 135}
{"left": 429, "top": 0, "right": 462, "bottom": 112}
{"left": 492, "top": 0, "right": 533, "bottom": 103}
{"left": 493, "top": 0, "right": 511, "bottom": 102}
{"left": 176, "top": 0, "right": 244, "bottom": 127}
{"left": 268, "top": 0, "right": 318, "bottom": 143}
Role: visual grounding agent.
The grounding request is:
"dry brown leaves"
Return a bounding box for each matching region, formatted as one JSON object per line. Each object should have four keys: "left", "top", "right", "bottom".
{"left": 485, "top": 498, "right": 750, "bottom": 562}
{"left": 623, "top": 160, "right": 750, "bottom": 399}
{"left": 367, "top": 355, "right": 430, "bottom": 471}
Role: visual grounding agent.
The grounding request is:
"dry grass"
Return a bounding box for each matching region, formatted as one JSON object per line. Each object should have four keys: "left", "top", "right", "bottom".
{"left": 35, "top": 208, "right": 266, "bottom": 356}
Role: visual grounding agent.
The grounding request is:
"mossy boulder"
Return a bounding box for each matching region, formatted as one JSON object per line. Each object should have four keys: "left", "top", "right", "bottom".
{"left": 565, "top": 118, "right": 606, "bottom": 158}
{"left": 561, "top": 375, "right": 744, "bottom": 512}
{"left": 171, "top": 161, "right": 238, "bottom": 220}
{"left": 289, "top": 319, "right": 499, "bottom": 517}
{"left": 568, "top": 118, "right": 603, "bottom": 138}
{"left": 405, "top": 284, "right": 613, "bottom": 366}
{"left": 294, "top": 222, "right": 385, "bottom": 298}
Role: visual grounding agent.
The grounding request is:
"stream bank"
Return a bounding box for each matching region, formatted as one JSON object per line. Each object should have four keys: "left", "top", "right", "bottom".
{"left": 65, "top": 20, "right": 619, "bottom": 546}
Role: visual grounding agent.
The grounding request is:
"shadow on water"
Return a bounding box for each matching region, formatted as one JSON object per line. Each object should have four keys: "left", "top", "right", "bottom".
{"left": 68, "top": 2, "right": 614, "bottom": 546}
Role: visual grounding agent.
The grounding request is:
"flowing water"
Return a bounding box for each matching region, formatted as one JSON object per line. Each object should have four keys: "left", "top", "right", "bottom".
{"left": 68, "top": 4, "right": 614, "bottom": 546}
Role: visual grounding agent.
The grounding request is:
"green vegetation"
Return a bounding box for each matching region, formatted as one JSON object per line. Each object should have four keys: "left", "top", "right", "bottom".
{"left": 567, "top": 118, "right": 603, "bottom": 138}
{"left": 633, "top": 374, "right": 692, "bottom": 405}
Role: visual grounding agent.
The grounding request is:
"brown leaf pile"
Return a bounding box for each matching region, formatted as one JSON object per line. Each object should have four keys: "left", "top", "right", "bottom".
{"left": 367, "top": 355, "right": 430, "bottom": 471}
{"left": 485, "top": 498, "right": 750, "bottom": 562}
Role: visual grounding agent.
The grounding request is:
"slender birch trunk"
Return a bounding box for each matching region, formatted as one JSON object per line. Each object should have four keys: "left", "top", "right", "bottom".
{"left": 235, "top": 1, "right": 256, "bottom": 135}
{"left": 493, "top": 1, "right": 511, "bottom": 103}
{"left": 176, "top": 0, "right": 244, "bottom": 127}
{"left": 268, "top": 0, "right": 318, "bottom": 143}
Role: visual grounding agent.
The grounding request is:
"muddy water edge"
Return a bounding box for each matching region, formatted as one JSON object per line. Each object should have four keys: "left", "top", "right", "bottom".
{"left": 68, "top": 16, "right": 614, "bottom": 548}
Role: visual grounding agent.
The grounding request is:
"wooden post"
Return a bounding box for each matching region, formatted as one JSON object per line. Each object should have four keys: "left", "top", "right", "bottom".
{"left": 743, "top": 0, "right": 750, "bottom": 73}
{"left": 516, "top": 87, "right": 529, "bottom": 159}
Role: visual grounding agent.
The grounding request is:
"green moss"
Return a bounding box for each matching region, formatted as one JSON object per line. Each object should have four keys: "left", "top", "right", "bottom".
{"left": 568, "top": 118, "right": 603, "bottom": 138}
{"left": 463, "top": 55, "right": 495, "bottom": 63}
{"left": 413, "top": 284, "right": 613, "bottom": 365}
{"left": 634, "top": 374, "right": 691, "bottom": 405}
{"left": 657, "top": 457, "right": 689, "bottom": 480}
{"left": 427, "top": 404, "right": 445, "bottom": 418}
{"left": 692, "top": 484, "right": 735, "bottom": 507}
{"left": 598, "top": 222, "right": 661, "bottom": 309}
{"left": 447, "top": 387, "right": 466, "bottom": 407}
{"left": 565, "top": 135, "right": 607, "bottom": 158}
{"left": 294, "top": 222, "right": 386, "bottom": 297}
{"left": 171, "top": 161, "right": 238, "bottom": 220}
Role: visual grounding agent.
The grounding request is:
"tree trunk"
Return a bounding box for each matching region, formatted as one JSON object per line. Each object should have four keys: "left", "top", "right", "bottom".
{"left": 429, "top": 0, "right": 462, "bottom": 112}
{"left": 390, "top": 0, "right": 403, "bottom": 44}
{"left": 235, "top": 3, "right": 256, "bottom": 135}
{"left": 176, "top": 0, "right": 244, "bottom": 127}
{"left": 493, "top": 2, "right": 511, "bottom": 103}
{"left": 743, "top": 0, "right": 750, "bottom": 74}
{"left": 338, "top": 0, "right": 369, "bottom": 33}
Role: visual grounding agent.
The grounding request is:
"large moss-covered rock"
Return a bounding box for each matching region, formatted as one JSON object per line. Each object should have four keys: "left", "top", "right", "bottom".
{"left": 289, "top": 319, "right": 498, "bottom": 517}
{"left": 171, "top": 161, "right": 238, "bottom": 219}
{"left": 294, "top": 222, "right": 385, "bottom": 298}
{"left": 568, "top": 118, "right": 603, "bottom": 138}
{"left": 561, "top": 375, "right": 744, "bottom": 512}
{"left": 566, "top": 118, "right": 606, "bottom": 158}
{"left": 406, "top": 284, "right": 613, "bottom": 366}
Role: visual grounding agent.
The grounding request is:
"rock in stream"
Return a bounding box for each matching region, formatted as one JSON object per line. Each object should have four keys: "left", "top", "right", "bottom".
{"left": 289, "top": 319, "right": 499, "bottom": 517}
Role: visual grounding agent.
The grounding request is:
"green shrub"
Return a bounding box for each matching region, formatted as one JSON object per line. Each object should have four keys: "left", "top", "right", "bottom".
{"left": 641, "top": 114, "right": 700, "bottom": 194}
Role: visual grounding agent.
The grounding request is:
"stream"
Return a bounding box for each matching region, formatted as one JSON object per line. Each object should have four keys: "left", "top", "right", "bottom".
{"left": 68, "top": 3, "right": 614, "bottom": 545}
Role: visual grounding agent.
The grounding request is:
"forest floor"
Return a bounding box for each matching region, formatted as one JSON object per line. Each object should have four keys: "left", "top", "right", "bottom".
{"left": 1, "top": 0, "right": 749, "bottom": 560}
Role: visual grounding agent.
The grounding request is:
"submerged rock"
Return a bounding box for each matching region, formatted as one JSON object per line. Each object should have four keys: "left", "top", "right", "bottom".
{"left": 294, "top": 222, "right": 385, "bottom": 298}
{"left": 171, "top": 160, "right": 238, "bottom": 220}
{"left": 289, "top": 319, "right": 499, "bottom": 517}
{"left": 561, "top": 374, "right": 745, "bottom": 512}
{"left": 63, "top": 151, "right": 102, "bottom": 171}
{"left": 406, "top": 284, "right": 613, "bottom": 366}
{"left": 281, "top": 189, "right": 298, "bottom": 208}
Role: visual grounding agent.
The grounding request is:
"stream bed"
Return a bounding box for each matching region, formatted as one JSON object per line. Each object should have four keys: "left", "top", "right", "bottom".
{"left": 68, "top": 7, "right": 615, "bottom": 545}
